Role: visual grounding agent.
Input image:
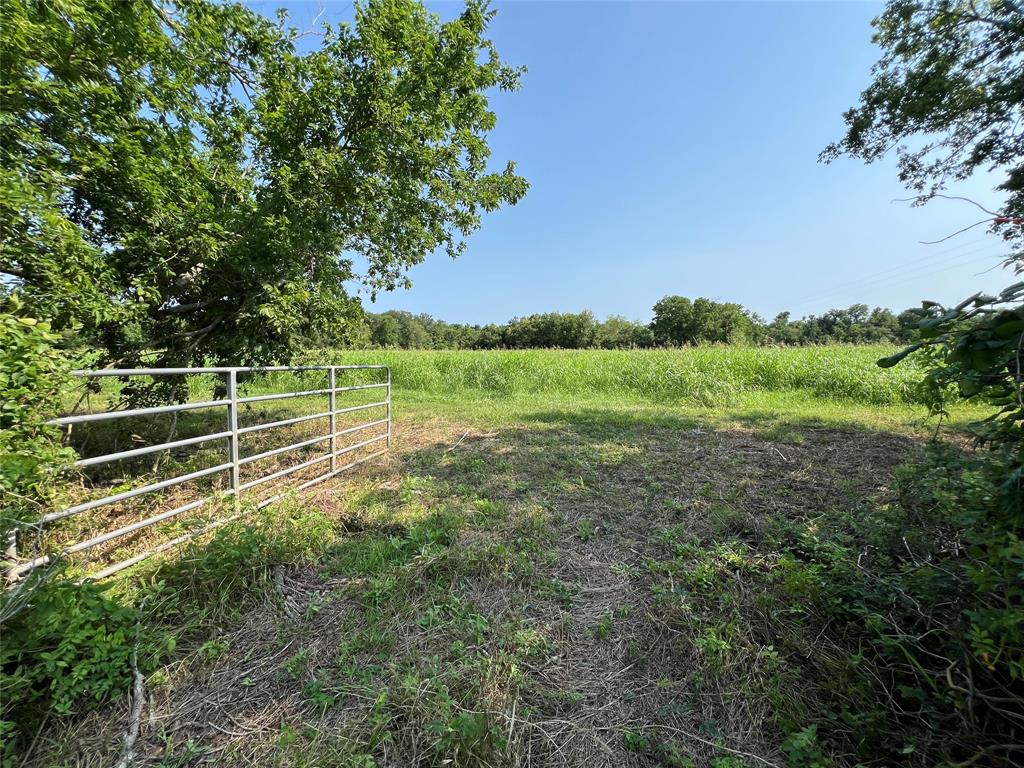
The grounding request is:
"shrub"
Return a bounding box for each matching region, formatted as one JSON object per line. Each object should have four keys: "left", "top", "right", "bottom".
{"left": 0, "top": 579, "right": 138, "bottom": 760}
{"left": 0, "top": 304, "right": 76, "bottom": 547}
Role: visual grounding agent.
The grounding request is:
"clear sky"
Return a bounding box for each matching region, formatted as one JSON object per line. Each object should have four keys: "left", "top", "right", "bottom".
{"left": 263, "top": 0, "right": 1012, "bottom": 324}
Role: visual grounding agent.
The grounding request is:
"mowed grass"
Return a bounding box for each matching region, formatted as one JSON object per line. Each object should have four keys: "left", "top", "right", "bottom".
{"left": 20, "top": 347, "right": 994, "bottom": 767}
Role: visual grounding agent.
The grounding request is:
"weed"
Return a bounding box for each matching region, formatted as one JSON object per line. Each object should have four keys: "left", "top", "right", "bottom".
{"left": 622, "top": 728, "right": 649, "bottom": 753}
{"left": 285, "top": 649, "right": 310, "bottom": 680}
{"left": 593, "top": 612, "right": 614, "bottom": 640}
{"left": 196, "top": 638, "right": 229, "bottom": 664}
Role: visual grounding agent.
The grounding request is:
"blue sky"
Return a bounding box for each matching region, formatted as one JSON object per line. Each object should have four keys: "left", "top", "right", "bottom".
{"left": 262, "top": 1, "right": 1011, "bottom": 324}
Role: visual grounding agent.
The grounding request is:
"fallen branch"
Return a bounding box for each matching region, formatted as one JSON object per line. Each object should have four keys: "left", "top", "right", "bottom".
{"left": 114, "top": 607, "right": 147, "bottom": 768}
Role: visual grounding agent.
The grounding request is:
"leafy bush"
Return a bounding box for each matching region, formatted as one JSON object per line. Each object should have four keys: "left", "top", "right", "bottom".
{"left": 0, "top": 303, "right": 75, "bottom": 546}
{"left": 764, "top": 440, "right": 1022, "bottom": 764}
{"left": 0, "top": 579, "right": 138, "bottom": 761}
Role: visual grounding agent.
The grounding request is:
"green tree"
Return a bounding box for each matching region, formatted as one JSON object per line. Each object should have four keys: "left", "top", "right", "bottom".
{"left": 650, "top": 296, "right": 752, "bottom": 345}
{"left": 369, "top": 314, "right": 401, "bottom": 348}
{"left": 0, "top": 0, "right": 527, "bottom": 371}
{"left": 594, "top": 315, "right": 654, "bottom": 348}
{"left": 503, "top": 311, "right": 597, "bottom": 348}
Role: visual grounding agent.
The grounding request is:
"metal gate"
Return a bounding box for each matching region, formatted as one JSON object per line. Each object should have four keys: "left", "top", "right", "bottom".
{"left": 8, "top": 365, "right": 391, "bottom": 581}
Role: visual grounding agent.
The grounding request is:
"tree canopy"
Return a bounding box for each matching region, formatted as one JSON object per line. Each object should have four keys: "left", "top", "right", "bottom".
{"left": 0, "top": 0, "right": 527, "bottom": 369}
{"left": 650, "top": 296, "right": 753, "bottom": 346}
{"left": 822, "top": 0, "right": 1024, "bottom": 252}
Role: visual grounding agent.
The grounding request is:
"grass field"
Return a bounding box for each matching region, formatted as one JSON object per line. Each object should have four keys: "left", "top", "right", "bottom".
{"left": 18, "top": 348, "right": 989, "bottom": 767}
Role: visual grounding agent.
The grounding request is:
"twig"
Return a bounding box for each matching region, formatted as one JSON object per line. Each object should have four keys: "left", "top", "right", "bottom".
{"left": 507, "top": 694, "right": 517, "bottom": 752}
{"left": 446, "top": 430, "right": 470, "bottom": 452}
{"left": 920, "top": 218, "right": 993, "bottom": 244}
{"left": 652, "top": 724, "right": 782, "bottom": 768}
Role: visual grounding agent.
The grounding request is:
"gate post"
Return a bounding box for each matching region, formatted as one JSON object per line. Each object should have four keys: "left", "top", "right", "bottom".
{"left": 226, "top": 369, "right": 240, "bottom": 510}
{"left": 329, "top": 367, "right": 337, "bottom": 471}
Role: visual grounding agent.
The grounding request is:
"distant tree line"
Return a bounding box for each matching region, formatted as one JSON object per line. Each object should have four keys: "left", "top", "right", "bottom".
{"left": 347, "top": 297, "right": 934, "bottom": 349}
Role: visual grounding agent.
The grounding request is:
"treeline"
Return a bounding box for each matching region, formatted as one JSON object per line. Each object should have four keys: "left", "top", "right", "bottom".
{"left": 350, "top": 296, "right": 934, "bottom": 350}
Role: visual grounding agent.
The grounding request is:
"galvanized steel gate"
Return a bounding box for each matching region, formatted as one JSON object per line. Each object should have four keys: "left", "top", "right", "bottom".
{"left": 8, "top": 365, "right": 391, "bottom": 581}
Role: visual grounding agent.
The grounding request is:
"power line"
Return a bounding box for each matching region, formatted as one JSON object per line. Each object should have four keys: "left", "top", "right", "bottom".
{"left": 787, "top": 241, "right": 1002, "bottom": 311}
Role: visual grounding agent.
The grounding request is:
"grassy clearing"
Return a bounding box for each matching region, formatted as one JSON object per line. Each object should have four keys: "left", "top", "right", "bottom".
{"left": 10, "top": 348, "right": 996, "bottom": 766}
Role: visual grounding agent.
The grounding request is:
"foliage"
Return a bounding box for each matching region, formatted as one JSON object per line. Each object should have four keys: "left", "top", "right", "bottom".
{"left": 361, "top": 301, "right": 917, "bottom": 350}
{"left": 822, "top": 0, "right": 1024, "bottom": 224}
{"left": 762, "top": 304, "right": 917, "bottom": 346}
{"left": 0, "top": 501, "right": 335, "bottom": 758}
{"left": 0, "top": 0, "right": 526, "bottom": 370}
{"left": 0, "top": 579, "right": 139, "bottom": 760}
{"left": 648, "top": 440, "right": 1021, "bottom": 764}
{"left": 882, "top": 285, "right": 1024, "bottom": 437}
{"left": 0, "top": 300, "right": 75, "bottom": 546}
{"left": 784, "top": 444, "right": 1022, "bottom": 763}
{"left": 651, "top": 296, "right": 754, "bottom": 346}
{"left": 821, "top": 4, "right": 1024, "bottom": 761}
{"left": 502, "top": 311, "right": 599, "bottom": 349}
{"left": 826, "top": 0, "right": 1024, "bottom": 456}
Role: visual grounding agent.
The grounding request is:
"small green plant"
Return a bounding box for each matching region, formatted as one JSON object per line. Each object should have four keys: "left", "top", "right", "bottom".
{"left": 285, "top": 649, "right": 310, "bottom": 680}
{"left": 782, "top": 725, "right": 829, "bottom": 768}
{"left": 622, "top": 728, "right": 649, "bottom": 753}
{"left": 304, "top": 679, "right": 338, "bottom": 711}
{"left": 157, "top": 738, "right": 206, "bottom": 768}
{"left": 197, "top": 638, "right": 230, "bottom": 664}
{"left": 695, "top": 626, "right": 732, "bottom": 668}
{"left": 578, "top": 518, "right": 595, "bottom": 541}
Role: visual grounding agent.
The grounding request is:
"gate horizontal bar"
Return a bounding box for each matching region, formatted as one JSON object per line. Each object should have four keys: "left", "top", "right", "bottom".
{"left": 333, "top": 383, "right": 388, "bottom": 393}
{"left": 40, "top": 461, "right": 233, "bottom": 524}
{"left": 237, "top": 432, "right": 387, "bottom": 492}
{"left": 236, "top": 388, "right": 333, "bottom": 404}
{"left": 335, "top": 418, "right": 389, "bottom": 438}
{"left": 238, "top": 452, "right": 333, "bottom": 491}
{"left": 235, "top": 400, "right": 385, "bottom": 437}
{"left": 50, "top": 398, "right": 228, "bottom": 426}
{"left": 334, "top": 400, "right": 388, "bottom": 416}
{"left": 11, "top": 495, "right": 219, "bottom": 578}
{"left": 73, "top": 365, "right": 388, "bottom": 377}
{"left": 335, "top": 432, "right": 388, "bottom": 458}
{"left": 74, "top": 430, "right": 233, "bottom": 468}
{"left": 254, "top": 449, "right": 387, "bottom": 512}
{"left": 239, "top": 432, "right": 332, "bottom": 466}
{"left": 235, "top": 383, "right": 388, "bottom": 404}
{"left": 237, "top": 409, "right": 331, "bottom": 435}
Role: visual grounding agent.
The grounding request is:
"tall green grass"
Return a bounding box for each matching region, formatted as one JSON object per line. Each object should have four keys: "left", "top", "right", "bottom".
{"left": 310, "top": 347, "right": 926, "bottom": 407}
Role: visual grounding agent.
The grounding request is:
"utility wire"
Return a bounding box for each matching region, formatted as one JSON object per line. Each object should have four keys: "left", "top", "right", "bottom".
{"left": 788, "top": 243, "right": 1001, "bottom": 312}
